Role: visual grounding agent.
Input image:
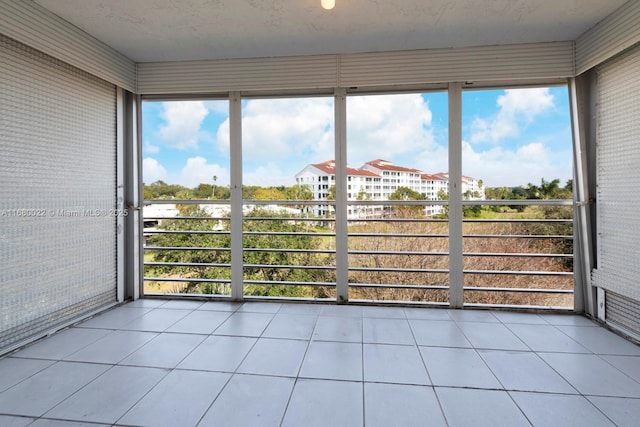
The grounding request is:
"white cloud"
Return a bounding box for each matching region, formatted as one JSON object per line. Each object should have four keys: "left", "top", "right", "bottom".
{"left": 144, "top": 140, "right": 160, "bottom": 154}
{"left": 347, "top": 94, "right": 436, "bottom": 167}
{"left": 244, "top": 163, "right": 293, "bottom": 187}
{"left": 471, "top": 88, "right": 555, "bottom": 144}
{"left": 158, "top": 101, "right": 209, "bottom": 149}
{"left": 142, "top": 158, "right": 167, "bottom": 184}
{"left": 217, "top": 98, "right": 334, "bottom": 162}
{"left": 204, "top": 91, "right": 569, "bottom": 188}
{"left": 213, "top": 94, "right": 443, "bottom": 186}
{"left": 462, "top": 141, "right": 572, "bottom": 187}
{"left": 203, "top": 100, "right": 229, "bottom": 115}
{"left": 178, "top": 156, "right": 229, "bottom": 188}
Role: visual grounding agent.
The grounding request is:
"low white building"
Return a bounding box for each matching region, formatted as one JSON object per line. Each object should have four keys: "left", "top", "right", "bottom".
{"left": 295, "top": 159, "right": 484, "bottom": 217}
{"left": 431, "top": 172, "right": 485, "bottom": 200}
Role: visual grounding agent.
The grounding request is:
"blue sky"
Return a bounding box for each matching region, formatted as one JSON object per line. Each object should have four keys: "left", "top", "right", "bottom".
{"left": 142, "top": 87, "right": 573, "bottom": 188}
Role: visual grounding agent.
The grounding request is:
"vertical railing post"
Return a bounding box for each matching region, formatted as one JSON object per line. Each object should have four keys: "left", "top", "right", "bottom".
{"left": 448, "top": 83, "right": 464, "bottom": 308}
{"left": 335, "top": 88, "right": 349, "bottom": 303}
{"left": 230, "top": 92, "right": 244, "bottom": 301}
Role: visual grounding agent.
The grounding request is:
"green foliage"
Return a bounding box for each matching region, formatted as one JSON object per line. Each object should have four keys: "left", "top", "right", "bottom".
{"left": 145, "top": 177, "right": 574, "bottom": 300}
{"left": 146, "top": 207, "right": 335, "bottom": 297}
{"left": 144, "top": 180, "right": 190, "bottom": 199}
{"left": 327, "top": 184, "right": 336, "bottom": 201}
{"left": 192, "top": 183, "right": 214, "bottom": 199}
{"left": 284, "top": 184, "right": 314, "bottom": 201}
{"left": 485, "top": 178, "right": 572, "bottom": 202}
{"left": 389, "top": 186, "right": 425, "bottom": 218}
{"left": 389, "top": 186, "right": 425, "bottom": 201}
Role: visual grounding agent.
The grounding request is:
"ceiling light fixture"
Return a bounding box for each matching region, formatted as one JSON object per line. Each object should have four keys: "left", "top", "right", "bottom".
{"left": 321, "top": 0, "right": 335, "bottom": 10}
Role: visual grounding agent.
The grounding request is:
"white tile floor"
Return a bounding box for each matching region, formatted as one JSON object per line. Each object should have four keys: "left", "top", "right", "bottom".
{"left": 1, "top": 300, "right": 639, "bottom": 427}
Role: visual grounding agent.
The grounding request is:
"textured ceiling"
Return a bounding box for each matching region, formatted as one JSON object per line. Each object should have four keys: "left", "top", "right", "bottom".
{"left": 35, "top": 0, "right": 626, "bottom": 62}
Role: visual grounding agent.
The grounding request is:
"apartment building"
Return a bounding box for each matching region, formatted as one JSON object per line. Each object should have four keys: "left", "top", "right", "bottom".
{"left": 295, "top": 159, "right": 484, "bottom": 217}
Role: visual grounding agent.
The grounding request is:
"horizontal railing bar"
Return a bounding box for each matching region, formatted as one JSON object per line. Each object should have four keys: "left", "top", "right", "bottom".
{"left": 463, "top": 269, "right": 573, "bottom": 276}
{"left": 243, "top": 217, "right": 335, "bottom": 221}
{"left": 144, "top": 216, "right": 230, "bottom": 221}
{"left": 349, "top": 250, "right": 448, "bottom": 256}
{"left": 348, "top": 218, "right": 449, "bottom": 223}
{"left": 145, "top": 262, "right": 231, "bottom": 268}
{"left": 464, "top": 252, "right": 573, "bottom": 258}
{"left": 144, "top": 199, "right": 230, "bottom": 205}
{"left": 144, "top": 246, "right": 230, "bottom": 251}
{"left": 144, "top": 199, "right": 341, "bottom": 206}
{"left": 463, "top": 234, "right": 573, "bottom": 239}
{"left": 243, "top": 280, "right": 336, "bottom": 286}
{"left": 244, "top": 248, "right": 335, "bottom": 254}
{"left": 463, "top": 218, "right": 572, "bottom": 223}
{"left": 348, "top": 283, "right": 449, "bottom": 290}
{"left": 144, "top": 230, "right": 230, "bottom": 235}
{"left": 243, "top": 264, "right": 335, "bottom": 270}
{"left": 245, "top": 200, "right": 336, "bottom": 206}
{"left": 348, "top": 299, "right": 450, "bottom": 307}
{"left": 349, "top": 267, "right": 449, "bottom": 273}
{"left": 349, "top": 233, "right": 449, "bottom": 238}
{"left": 463, "top": 286, "right": 573, "bottom": 293}
{"left": 143, "top": 292, "right": 232, "bottom": 299}
{"left": 347, "top": 200, "right": 448, "bottom": 206}
{"left": 243, "top": 231, "right": 335, "bottom": 237}
{"left": 242, "top": 296, "right": 334, "bottom": 303}
{"left": 348, "top": 251, "right": 572, "bottom": 258}
{"left": 463, "top": 199, "right": 573, "bottom": 206}
{"left": 143, "top": 277, "right": 231, "bottom": 283}
{"left": 144, "top": 216, "right": 571, "bottom": 224}
{"left": 143, "top": 247, "right": 570, "bottom": 259}
{"left": 464, "top": 303, "right": 573, "bottom": 311}
{"left": 146, "top": 230, "right": 572, "bottom": 239}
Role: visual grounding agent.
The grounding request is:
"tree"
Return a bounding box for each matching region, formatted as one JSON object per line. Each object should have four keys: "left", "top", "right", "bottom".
{"left": 144, "top": 180, "right": 189, "bottom": 199}
{"left": 213, "top": 186, "right": 231, "bottom": 200}
{"left": 143, "top": 186, "right": 154, "bottom": 200}
{"left": 389, "top": 186, "right": 424, "bottom": 201}
{"left": 254, "top": 187, "right": 286, "bottom": 200}
{"left": 356, "top": 188, "right": 370, "bottom": 201}
{"left": 539, "top": 178, "right": 560, "bottom": 199}
{"left": 193, "top": 183, "right": 213, "bottom": 199}
{"left": 284, "top": 184, "right": 313, "bottom": 201}
{"left": 327, "top": 185, "right": 336, "bottom": 201}
{"left": 389, "top": 186, "right": 425, "bottom": 218}
{"left": 484, "top": 186, "right": 512, "bottom": 200}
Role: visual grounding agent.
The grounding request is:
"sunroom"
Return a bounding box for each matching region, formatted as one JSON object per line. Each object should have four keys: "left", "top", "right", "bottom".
{"left": 1, "top": 1, "right": 639, "bottom": 425}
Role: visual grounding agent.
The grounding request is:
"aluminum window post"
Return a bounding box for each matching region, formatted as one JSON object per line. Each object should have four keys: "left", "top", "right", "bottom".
{"left": 134, "top": 94, "right": 143, "bottom": 300}
{"left": 335, "top": 88, "right": 349, "bottom": 302}
{"left": 119, "top": 89, "right": 142, "bottom": 301}
{"left": 448, "top": 83, "right": 464, "bottom": 308}
{"left": 230, "top": 92, "right": 244, "bottom": 301}
{"left": 569, "top": 77, "right": 595, "bottom": 315}
{"left": 116, "top": 87, "right": 125, "bottom": 303}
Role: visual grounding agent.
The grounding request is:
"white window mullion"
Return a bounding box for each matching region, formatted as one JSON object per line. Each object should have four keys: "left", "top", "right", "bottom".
{"left": 230, "top": 92, "right": 244, "bottom": 301}
{"left": 335, "top": 88, "right": 349, "bottom": 302}
{"left": 448, "top": 83, "right": 464, "bottom": 308}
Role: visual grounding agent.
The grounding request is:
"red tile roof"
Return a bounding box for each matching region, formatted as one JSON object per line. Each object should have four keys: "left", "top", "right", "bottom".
{"left": 311, "top": 160, "right": 379, "bottom": 177}
{"left": 421, "top": 173, "right": 446, "bottom": 181}
{"left": 364, "top": 159, "right": 422, "bottom": 173}
{"left": 308, "top": 160, "right": 476, "bottom": 181}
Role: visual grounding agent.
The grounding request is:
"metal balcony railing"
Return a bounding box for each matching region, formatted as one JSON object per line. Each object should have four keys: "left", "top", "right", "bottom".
{"left": 143, "top": 198, "right": 573, "bottom": 309}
